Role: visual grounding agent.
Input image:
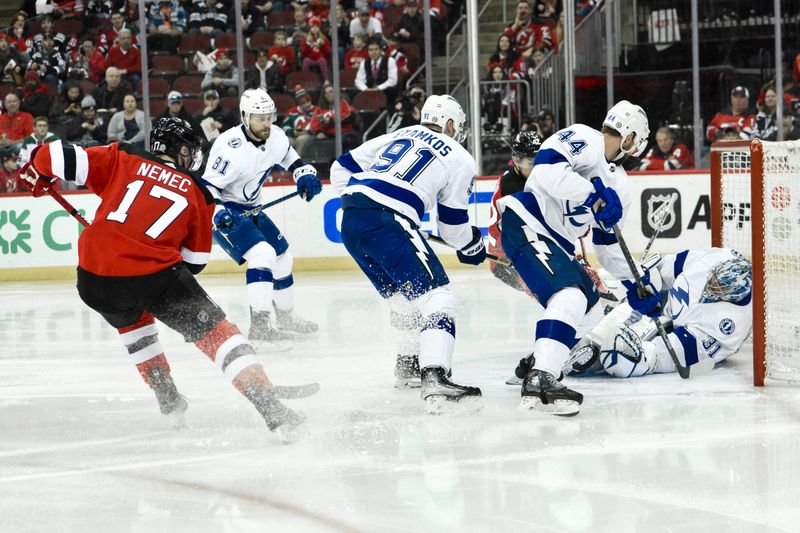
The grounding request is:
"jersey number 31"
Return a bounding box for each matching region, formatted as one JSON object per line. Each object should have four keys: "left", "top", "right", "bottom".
{"left": 370, "top": 139, "right": 435, "bottom": 184}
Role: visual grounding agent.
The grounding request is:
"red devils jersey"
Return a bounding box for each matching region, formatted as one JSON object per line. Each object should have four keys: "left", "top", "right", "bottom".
{"left": 30, "top": 141, "right": 214, "bottom": 277}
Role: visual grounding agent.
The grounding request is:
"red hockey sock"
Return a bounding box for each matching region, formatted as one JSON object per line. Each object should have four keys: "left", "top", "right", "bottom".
{"left": 195, "top": 320, "right": 242, "bottom": 363}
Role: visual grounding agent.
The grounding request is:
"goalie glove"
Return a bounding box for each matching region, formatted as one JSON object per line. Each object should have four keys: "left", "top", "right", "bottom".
{"left": 293, "top": 164, "right": 322, "bottom": 201}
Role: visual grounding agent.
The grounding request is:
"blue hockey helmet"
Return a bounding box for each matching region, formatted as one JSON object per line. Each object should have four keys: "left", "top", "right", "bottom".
{"left": 700, "top": 257, "right": 752, "bottom": 304}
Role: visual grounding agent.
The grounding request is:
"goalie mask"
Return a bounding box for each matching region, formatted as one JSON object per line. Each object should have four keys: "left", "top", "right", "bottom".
{"left": 700, "top": 258, "right": 752, "bottom": 304}
{"left": 150, "top": 117, "right": 204, "bottom": 171}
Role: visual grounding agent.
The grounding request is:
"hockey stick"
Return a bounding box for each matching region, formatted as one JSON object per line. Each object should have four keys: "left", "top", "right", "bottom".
{"left": 578, "top": 236, "right": 619, "bottom": 302}
{"left": 212, "top": 190, "right": 301, "bottom": 231}
{"left": 47, "top": 188, "right": 91, "bottom": 227}
{"left": 641, "top": 192, "right": 677, "bottom": 261}
{"left": 423, "top": 233, "right": 511, "bottom": 266}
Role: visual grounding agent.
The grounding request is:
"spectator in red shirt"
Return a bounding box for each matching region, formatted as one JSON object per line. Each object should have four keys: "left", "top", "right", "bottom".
{"left": 70, "top": 37, "right": 107, "bottom": 83}
{"left": 300, "top": 17, "right": 331, "bottom": 82}
{"left": 310, "top": 81, "right": 355, "bottom": 139}
{"left": 268, "top": 31, "right": 296, "bottom": 77}
{"left": 639, "top": 127, "right": 694, "bottom": 170}
{"left": 487, "top": 33, "right": 519, "bottom": 76}
{"left": 0, "top": 148, "right": 21, "bottom": 193}
{"left": 107, "top": 29, "right": 141, "bottom": 87}
{"left": 98, "top": 12, "right": 139, "bottom": 53}
{"left": 0, "top": 93, "right": 35, "bottom": 149}
{"left": 344, "top": 33, "right": 368, "bottom": 70}
{"left": 504, "top": 0, "right": 553, "bottom": 56}
{"left": 706, "top": 85, "right": 755, "bottom": 142}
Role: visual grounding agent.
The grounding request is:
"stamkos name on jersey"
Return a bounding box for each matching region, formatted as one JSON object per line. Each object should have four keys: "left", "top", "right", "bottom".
{"left": 136, "top": 162, "right": 193, "bottom": 193}
{"left": 391, "top": 128, "right": 453, "bottom": 157}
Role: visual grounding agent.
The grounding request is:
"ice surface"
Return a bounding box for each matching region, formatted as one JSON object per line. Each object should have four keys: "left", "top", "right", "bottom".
{"left": 2, "top": 270, "right": 800, "bottom": 533}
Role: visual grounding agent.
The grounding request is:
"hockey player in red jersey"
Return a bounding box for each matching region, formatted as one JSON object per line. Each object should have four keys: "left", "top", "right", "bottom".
{"left": 487, "top": 131, "right": 541, "bottom": 296}
{"left": 19, "top": 117, "right": 316, "bottom": 442}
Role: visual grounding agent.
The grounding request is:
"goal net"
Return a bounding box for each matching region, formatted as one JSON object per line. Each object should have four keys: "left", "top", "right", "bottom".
{"left": 711, "top": 139, "right": 800, "bottom": 386}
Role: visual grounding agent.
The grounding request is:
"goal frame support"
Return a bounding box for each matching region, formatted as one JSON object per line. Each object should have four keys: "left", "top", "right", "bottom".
{"left": 710, "top": 139, "right": 766, "bottom": 387}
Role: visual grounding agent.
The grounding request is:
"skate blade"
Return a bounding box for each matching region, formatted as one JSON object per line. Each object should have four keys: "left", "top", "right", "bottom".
{"left": 252, "top": 339, "right": 294, "bottom": 353}
{"left": 517, "top": 396, "right": 580, "bottom": 417}
{"left": 284, "top": 330, "right": 320, "bottom": 340}
{"left": 394, "top": 377, "right": 421, "bottom": 389}
{"left": 275, "top": 421, "right": 310, "bottom": 444}
{"left": 424, "top": 395, "right": 482, "bottom": 415}
{"left": 505, "top": 376, "right": 523, "bottom": 386}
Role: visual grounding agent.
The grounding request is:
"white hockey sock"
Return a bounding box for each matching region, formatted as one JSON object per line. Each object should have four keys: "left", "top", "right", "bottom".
{"left": 273, "top": 282, "right": 293, "bottom": 311}
{"left": 389, "top": 294, "right": 421, "bottom": 355}
{"left": 272, "top": 252, "right": 294, "bottom": 312}
{"left": 533, "top": 287, "right": 587, "bottom": 376}
{"left": 419, "top": 324, "right": 455, "bottom": 370}
{"left": 247, "top": 277, "right": 274, "bottom": 312}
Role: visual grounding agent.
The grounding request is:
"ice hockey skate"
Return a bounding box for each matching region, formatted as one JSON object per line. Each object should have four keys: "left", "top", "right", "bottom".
{"left": 148, "top": 367, "right": 189, "bottom": 428}
{"left": 248, "top": 308, "right": 293, "bottom": 352}
{"left": 518, "top": 369, "right": 583, "bottom": 416}
{"left": 394, "top": 354, "right": 421, "bottom": 388}
{"left": 247, "top": 386, "right": 310, "bottom": 444}
{"left": 420, "top": 366, "right": 482, "bottom": 414}
{"left": 274, "top": 304, "right": 319, "bottom": 338}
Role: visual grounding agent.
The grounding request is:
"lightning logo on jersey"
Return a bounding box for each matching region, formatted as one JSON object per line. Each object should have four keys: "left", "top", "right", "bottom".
{"left": 523, "top": 226, "right": 553, "bottom": 275}
{"left": 396, "top": 215, "right": 433, "bottom": 278}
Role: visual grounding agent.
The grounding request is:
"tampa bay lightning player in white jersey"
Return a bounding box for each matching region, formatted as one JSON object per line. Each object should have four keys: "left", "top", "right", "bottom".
{"left": 330, "top": 95, "right": 486, "bottom": 414}
{"left": 497, "top": 100, "right": 651, "bottom": 415}
{"left": 579, "top": 248, "right": 753, "bottom": 378}
{"left": 203, "top": 88, "right": 323, "bottom": 345}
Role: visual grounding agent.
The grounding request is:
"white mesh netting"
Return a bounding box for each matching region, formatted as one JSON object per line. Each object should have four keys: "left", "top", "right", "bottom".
{"left": 718, "top": 140, "right": 800, "bottom": 382}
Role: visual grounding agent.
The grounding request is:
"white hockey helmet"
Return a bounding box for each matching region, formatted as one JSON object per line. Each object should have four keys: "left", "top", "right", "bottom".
{"left": 603, "top": 100, "right": 650, "bottom": 160}
{"left": 240, "top": 88, "right": 277, "bottom": 131}
{"left": 420, "top": 94, "right": 468, "bottom": 143}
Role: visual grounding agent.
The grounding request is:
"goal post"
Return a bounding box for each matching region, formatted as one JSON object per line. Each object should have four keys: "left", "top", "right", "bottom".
{"left": 711, "top": 139, "right": 800, "bottom": 386}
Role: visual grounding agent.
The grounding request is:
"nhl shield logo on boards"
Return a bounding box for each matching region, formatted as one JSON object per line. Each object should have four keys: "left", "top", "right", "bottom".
{"left": 640, "top": 188, "right": 682, "bottom": 238}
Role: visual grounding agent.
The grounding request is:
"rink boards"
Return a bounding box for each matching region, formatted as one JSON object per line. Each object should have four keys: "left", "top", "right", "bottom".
{"left": 0, "top": 171, "right": 712, "bottom": 280}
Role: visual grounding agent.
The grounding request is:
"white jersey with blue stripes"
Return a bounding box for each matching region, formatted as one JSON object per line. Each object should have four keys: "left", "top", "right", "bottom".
{"left": 330, "top": 125, "right": 477, "bottom": 249}
{"left": 202, "top": 124, "right": 301, "bottom": 208}
{"left": 655, "top": 248, "right": 753, "bottom": 367}
{"left": 498, "top": 123, "right": 632, "bottom": 281}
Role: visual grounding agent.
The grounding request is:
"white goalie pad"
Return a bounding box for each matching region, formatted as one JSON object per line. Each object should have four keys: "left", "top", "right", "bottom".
{"left": 591, "top": 303, "right": 660, "bottom": 378}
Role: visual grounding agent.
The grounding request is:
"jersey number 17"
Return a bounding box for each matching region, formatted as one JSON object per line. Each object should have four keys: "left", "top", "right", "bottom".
{"left": 107, "top": 180, "right": 188, "bottom": 239}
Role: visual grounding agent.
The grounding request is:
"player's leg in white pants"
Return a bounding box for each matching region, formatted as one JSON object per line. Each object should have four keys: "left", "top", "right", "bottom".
{"left": 389, "top": 293, "right": 422, "bottom": 387}
{"left": 413, "top": 286, "right": 458, "bottom": 371}
{"left": 243, "top": 242, "right": 293, "bottom": 343}
{"left": 271, "top": 250, "right": 319, "bottom": 336}
{"left": 532, "top": 287, "right": 588, "bottom": 376}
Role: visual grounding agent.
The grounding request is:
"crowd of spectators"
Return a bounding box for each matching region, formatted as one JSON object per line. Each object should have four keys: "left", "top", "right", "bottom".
{"left": 0, "top": 0, "right": 464, "bottom": 188}
{"left": 3, "top": 0, "right": 798, "bottom": 189}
